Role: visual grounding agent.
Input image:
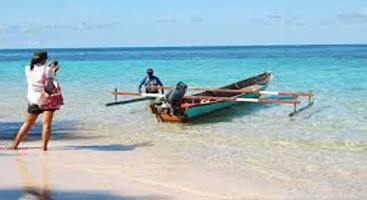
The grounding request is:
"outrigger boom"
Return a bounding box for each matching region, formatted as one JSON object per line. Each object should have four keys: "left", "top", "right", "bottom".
{"left": 149, "top": 86, "right": 313, "bottom": 97}
{"left": 111, "top": 89, "right": 313, "bottom": 117}
{"left": 111, "top": 91, "right": 301, "bottom": 105}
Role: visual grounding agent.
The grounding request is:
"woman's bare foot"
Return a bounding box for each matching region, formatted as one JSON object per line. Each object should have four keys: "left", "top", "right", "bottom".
{"left": 4, "top": 145, "right": 17, "bottom": 150}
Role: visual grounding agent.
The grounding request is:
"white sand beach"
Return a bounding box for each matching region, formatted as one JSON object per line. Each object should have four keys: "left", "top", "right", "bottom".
{"left": 0, "top": 137, "right": 287, "bottom": 200}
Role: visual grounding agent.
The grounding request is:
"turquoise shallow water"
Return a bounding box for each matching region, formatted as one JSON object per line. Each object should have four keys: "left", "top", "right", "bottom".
{"left": 1, "top": 45, "right": 367, "bottom": 197}
{"left": 1, "top": 46, "right": 366, "bottom": 139}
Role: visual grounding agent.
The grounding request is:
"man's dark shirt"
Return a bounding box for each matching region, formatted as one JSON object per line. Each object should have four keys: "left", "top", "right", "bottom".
{"left": 140, "top": 76, "right": 163, "bottom": 93}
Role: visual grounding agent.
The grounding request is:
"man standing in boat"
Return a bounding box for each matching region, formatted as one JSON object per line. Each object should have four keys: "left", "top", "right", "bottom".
{"left": 138, "top": 68, "right": 164, "bottom": 94}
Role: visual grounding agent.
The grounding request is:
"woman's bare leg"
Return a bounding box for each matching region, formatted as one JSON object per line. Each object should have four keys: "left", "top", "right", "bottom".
{"left": 42, "top": 111, "right": 54, "bottom": 151}
{"left": 12, "top": 113, "right": 39, "bottom": 150}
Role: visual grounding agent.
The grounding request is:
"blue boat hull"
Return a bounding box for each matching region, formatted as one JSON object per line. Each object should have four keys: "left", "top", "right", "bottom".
{"left": 153, "top": 72, "right": 273, "bottom": 122}
{"left": 184, "top": 88, "right": 265, "bottom": 119}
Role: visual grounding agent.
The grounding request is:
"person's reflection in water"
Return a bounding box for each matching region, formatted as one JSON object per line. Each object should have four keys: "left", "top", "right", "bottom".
{"left": 15, "top": 154, "right": 52, "bottom": 200}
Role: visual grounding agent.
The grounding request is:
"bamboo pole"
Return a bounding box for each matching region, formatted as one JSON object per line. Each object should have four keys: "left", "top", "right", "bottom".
{"left": 114, "top": 87, "right": 118, "bottom": 102}
{"left": 147, "top": 86, "right": 313, "bottom": 97}
{"left": 110, "top": 92, "right": 299, "bottom": 105}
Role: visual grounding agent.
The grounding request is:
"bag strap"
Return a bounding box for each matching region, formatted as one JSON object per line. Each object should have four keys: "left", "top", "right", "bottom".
{"left": 41, "top": 66, "right": 47, "bottom": 93}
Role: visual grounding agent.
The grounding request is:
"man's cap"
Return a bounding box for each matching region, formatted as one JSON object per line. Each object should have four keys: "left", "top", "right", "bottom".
{"left": 147, "top": 68, "right": 154, "bottom": 73}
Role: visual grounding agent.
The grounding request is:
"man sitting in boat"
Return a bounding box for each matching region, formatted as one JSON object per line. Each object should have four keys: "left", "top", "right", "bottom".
{"left": 138, "top": 68, "right": 164, "bottom": 94}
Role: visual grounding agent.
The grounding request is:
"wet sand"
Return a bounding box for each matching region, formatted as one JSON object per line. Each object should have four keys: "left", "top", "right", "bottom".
{"left": 0, "top": 138, "right": 287, "bottom": 200}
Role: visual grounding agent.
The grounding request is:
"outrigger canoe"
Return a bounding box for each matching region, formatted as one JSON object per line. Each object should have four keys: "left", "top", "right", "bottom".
{"left": 152, "top": 72, "right": 273, "bottom": 122}
{"left": 108, "top": 72, "right": 313, "bottom": 122}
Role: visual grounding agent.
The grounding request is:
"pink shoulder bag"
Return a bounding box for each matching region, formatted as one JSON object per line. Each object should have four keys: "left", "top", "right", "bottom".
{"left": 38, "top": 67, "right": 64, "bottom": 110}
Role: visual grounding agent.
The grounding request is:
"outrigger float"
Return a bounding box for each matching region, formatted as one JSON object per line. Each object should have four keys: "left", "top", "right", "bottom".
{"left": 107, "top": 72, "right": 314, "bottom": 122}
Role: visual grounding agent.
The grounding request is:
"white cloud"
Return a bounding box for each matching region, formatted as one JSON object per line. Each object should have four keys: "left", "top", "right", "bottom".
{"left": 0, "top": 22, "right": 41, "bottom": 33}
{"left": 0, "top": 21, "right": 122, "bottom": 34}
{"left": 156, "top": 16, "right": 203, "bottom": 24}
{"left": 75, "top": 21, "right": 120, "bottom": 31}
{"left": 44, "top": 24, "right": 58, "bottom": 30}
{"left": 156, "top": 16, "right": 178, "bottom": 24}
{"left": 363, "top": 8, "right": 367, "bottom": 15}
{"left": 337, "top": 12, "right": 367, "bottom": 24}
{"left": 191, "top": 16, "right": 203, "bottom": 23}
{"left": 251, "top": 12, "right": 306, "bottom": 26}
{"left": 7, "top": 23, "right": 31, "bottom": 33}
{"left": 320, "top": 9, "right": 367, "bottom": 26}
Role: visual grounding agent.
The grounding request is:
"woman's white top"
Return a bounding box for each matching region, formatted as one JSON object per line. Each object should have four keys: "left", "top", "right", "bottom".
{"left": 25, "top": 64, "right": 54, "bottom": 104}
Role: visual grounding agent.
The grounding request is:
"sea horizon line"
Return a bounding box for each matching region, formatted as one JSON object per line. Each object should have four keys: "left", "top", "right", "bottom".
{"left": 0, "top": 43, "right": 366, "bottom": 51}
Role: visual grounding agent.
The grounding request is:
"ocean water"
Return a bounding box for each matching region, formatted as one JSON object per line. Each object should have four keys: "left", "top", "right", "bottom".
{"left": 1, "top": 45, "right": 367, "bottom": 197}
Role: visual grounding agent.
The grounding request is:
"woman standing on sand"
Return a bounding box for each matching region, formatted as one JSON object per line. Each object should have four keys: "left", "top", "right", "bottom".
{"left": 12, "top": 51, "right": 62, "bottom": 151}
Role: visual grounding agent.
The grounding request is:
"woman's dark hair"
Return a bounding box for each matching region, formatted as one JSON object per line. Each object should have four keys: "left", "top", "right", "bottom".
{"left": 30, "top": 57, "right": 38, "bottom": 70}
{"left": 30, "top": 51, "right": 48, "bottom": 70}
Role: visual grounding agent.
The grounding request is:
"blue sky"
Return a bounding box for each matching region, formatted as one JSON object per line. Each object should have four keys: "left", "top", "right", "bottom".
{"left": 0, "top": 0, "right": 366, "bottom": 48}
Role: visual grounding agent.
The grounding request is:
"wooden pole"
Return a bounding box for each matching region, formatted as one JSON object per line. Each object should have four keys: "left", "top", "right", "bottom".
{"left": 187, "top": 95, "right": 299, "bottom": 104}
{"left": 293, "top": 97, "right": 298, "bottom": 113}
{"left": 112, "top": 91, "right": 142, "bottom": 96}
{"left": 114, "top": 87, "right": 118, "bottom": 102}
{"left": 148, "top": 86, "right": 313, "bottom": 97}
{"left": 308, "top": 90, "right": 313, "bottom": 103}
{"left": 111, "top": 92, "right": 299, "bottom": 105}
{"left": 112, "top": 91, "right": 164, "bottom": 98}
{"left": 258, "top": 91, "right": 313, "bottom": 97}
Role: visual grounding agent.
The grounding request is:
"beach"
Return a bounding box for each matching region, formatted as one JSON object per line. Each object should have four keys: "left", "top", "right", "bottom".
{"left": 0, "top": 138, "right": 288, "bottom": 200}
{"left": 1, "top": 46, "right": 367, "bottom": 199}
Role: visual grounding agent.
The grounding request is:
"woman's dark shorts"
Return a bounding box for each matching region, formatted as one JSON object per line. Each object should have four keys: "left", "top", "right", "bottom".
{"left": 27, "top": 104, "right": 56, "bottom": 115}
